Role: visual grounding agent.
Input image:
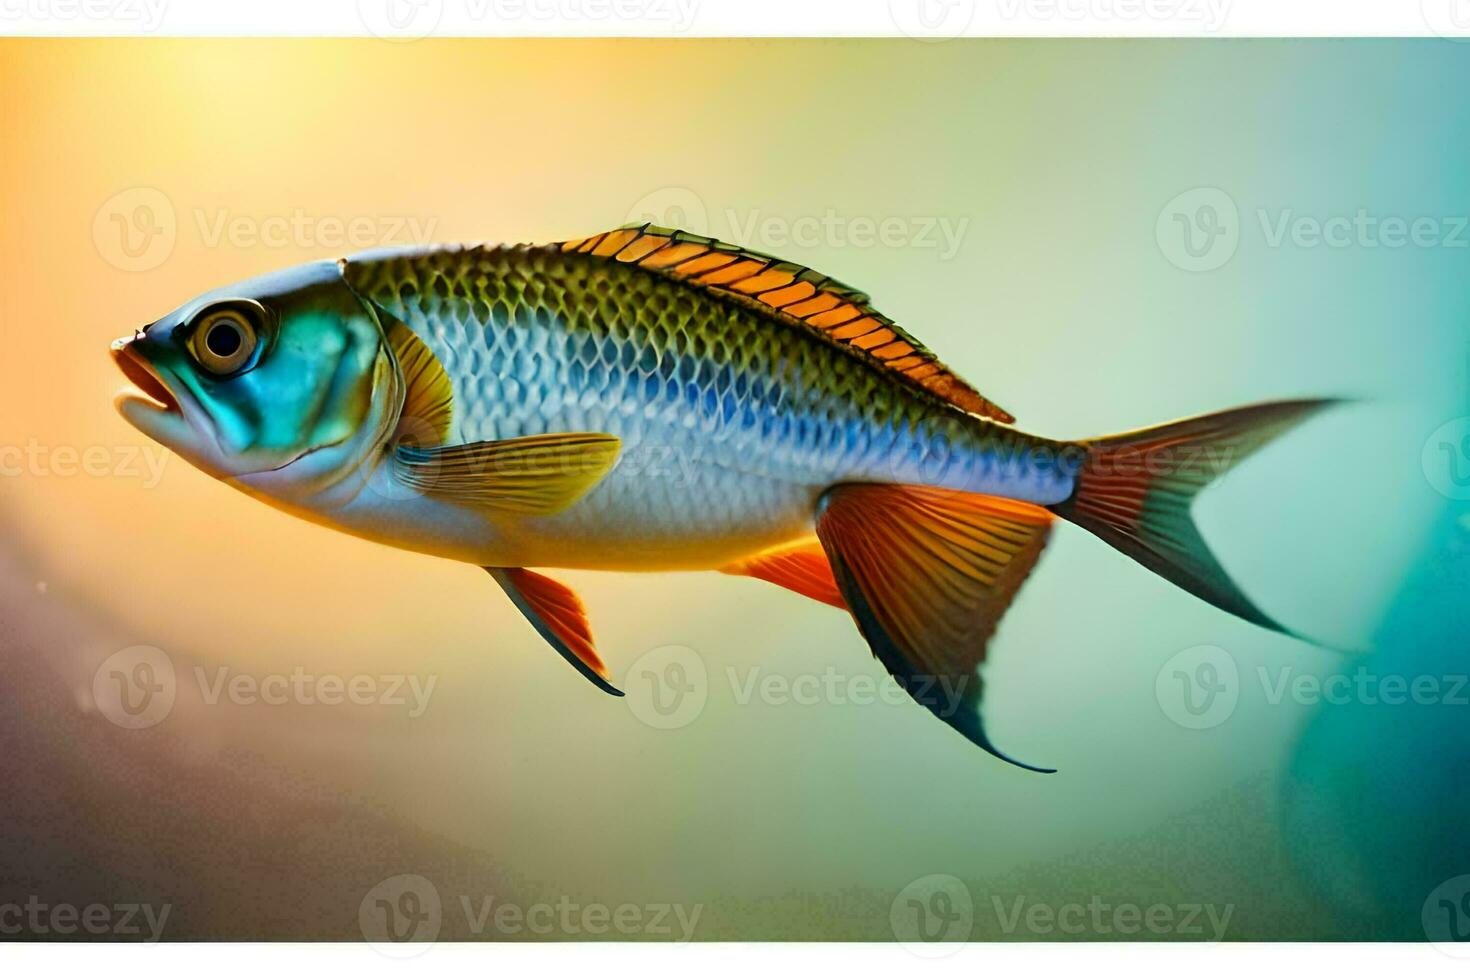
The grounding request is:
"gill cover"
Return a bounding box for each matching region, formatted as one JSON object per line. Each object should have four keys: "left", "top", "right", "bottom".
{"left": 114, "top": 260, "right": 398, "bottom": 495}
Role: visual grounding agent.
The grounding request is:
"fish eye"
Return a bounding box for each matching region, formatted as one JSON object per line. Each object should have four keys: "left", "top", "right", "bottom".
{"left": 190, "top": 304, "right": 261, "bottom": 375}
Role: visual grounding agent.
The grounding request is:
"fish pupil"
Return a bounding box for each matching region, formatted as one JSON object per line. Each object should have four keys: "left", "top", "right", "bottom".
{"left": 207, "top": 322, "right": 242, "bottom": 357}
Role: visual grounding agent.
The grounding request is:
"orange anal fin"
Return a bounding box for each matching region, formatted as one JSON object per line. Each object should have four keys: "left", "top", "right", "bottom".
{"left": 719, "top": 537, "right": 846, "bottom": 610}
{"left": 485, "top": 567, "right": 622, "bottom": 697}
{"left": 814, "top": 485, "right": 1056, "bottom": 772}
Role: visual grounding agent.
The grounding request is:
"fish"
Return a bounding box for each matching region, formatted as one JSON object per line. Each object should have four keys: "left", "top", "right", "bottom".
{"left": 111, "top": 224, "right": 1336, "bottom": 771}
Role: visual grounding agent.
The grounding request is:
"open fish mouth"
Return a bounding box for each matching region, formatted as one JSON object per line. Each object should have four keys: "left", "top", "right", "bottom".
{"left": 111, "top": 335, "right": 179, "bottom": 413}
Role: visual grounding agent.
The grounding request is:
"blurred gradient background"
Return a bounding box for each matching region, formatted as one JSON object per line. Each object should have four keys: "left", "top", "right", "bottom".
{"left": 0, "top": 38, "right": 1465, "bottom": 940}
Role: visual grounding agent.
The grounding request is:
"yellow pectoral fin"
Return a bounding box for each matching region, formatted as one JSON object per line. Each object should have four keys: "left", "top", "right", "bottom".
{"left": 394, "top": 432, "right": 621, "bottom": 515}
{"left": 385, "top": 319, "right": 454, "bottom": 446}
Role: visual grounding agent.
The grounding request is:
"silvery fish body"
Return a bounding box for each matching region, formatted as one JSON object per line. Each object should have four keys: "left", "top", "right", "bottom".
{"left": 339, "top": 240, "right": 1077, "bottom": 570}
{"left": 112, "top": 224, "right": 1330, "bottom": 770}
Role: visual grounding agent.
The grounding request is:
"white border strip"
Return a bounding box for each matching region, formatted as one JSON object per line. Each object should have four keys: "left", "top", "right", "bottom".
{"left": 0, "top": 940, "right": 1467, "bottom": 975}
{"left": 0, "top": 0, "right": 1464, "bottom": 38}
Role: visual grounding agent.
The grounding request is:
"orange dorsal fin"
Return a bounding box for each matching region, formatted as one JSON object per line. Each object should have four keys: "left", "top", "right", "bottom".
{"left": 814, "top": 484, "right": 1055, "bottom": 772}
{"left": 486, "top": 567, "right": 621, "bottom": 696}
{"left": 555, "top": 225, "right": 1015, "bottom": 424}
{"left": 719, "top": 537, "right": 846, "bottom": 610}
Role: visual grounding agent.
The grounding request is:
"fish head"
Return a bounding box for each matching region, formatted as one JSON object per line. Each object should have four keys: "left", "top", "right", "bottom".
{"left": 112, "top": 259, "right": 402, "bottom": 504}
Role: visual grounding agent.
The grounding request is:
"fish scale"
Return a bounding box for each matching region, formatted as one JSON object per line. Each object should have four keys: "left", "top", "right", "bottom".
{"left": 343, "top": 241, "right": 1077, "bottom": 560}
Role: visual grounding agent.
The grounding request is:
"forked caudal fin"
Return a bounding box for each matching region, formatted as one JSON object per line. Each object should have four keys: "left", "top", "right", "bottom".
{"left": 1050, "top": 399, "right": 1340, "bottom": 636}
{"left": 809, "top": 400, "right": 1337, "bottom": 774}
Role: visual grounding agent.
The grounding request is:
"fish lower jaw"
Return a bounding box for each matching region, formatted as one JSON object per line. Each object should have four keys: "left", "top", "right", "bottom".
{"left": 114, "top": 388, "right": 192, "bottom": 446}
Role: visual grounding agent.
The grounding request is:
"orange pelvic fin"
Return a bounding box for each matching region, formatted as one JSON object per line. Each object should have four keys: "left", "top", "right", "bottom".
{"left": 719, "top": 537, "right": 846, "bottom": 610}
{"left": 486, "top": 567, "right": 622, "bottom": 696}
{"left": 814, "top": 484, "right": 1056, "bottom": 772}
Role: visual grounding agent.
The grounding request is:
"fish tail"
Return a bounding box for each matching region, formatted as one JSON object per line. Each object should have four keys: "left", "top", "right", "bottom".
{"left": 1048, "top": 399, "right": 1339, "bottom": 635}
{"left": 750, "top": 398, "right": 1339, "bottom": 770}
